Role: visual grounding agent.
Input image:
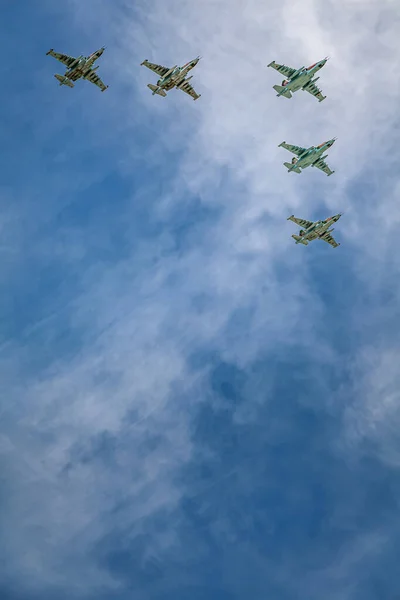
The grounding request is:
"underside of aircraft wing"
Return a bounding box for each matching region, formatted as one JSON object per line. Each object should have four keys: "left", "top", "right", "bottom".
{"left": 267, "top": 61, "right": 296, "bottom": 78}
{"left": 287, "top": 215, "right": 314, "bottom": 229}
{"left": 84, "top": 69, "right": 108, "bottom": 91}
{"left": 303, "top": 80, "right": 326, "bottom": 102}
{"left": 46, "top": 49, "right": 77, "bottom": 68}
{"left": 313, "top": 158, "right": 335, "bottom": 176}
{"left": 279, "top": 142, "right": 307, "bottom": 156}
{"left": 141, "top": 59, "right": 170, "bottom": 77}
{"left": 177, "top": 80, "right": 201, "bottom": 100}
{"left": 321, "top": 232, "right": 340, "bottom": 248}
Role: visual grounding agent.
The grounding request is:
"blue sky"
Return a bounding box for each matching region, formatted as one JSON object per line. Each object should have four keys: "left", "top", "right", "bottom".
{"left": 1, "top": 1, "right": 400, "bottom": 599}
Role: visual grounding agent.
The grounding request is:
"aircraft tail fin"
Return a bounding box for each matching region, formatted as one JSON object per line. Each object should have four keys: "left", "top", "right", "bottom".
{"left": 54, "top": 74, "right": 74, "bottom": 88}
{"left": 292, "top": 234, "right": 308, "bottom": 245}
{"left": 284, "top": 161, "right": 301, "bottom": 173}
{"left": 147, "top": 83, "right": 167, "bottom": 97}
{"left": 273, "top": 84, "right": 292, "bottom": 99}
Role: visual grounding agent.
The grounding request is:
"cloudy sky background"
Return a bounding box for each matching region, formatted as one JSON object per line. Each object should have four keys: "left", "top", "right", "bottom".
{"left": 1, "top": 0, "right": 400, "bottom": 599}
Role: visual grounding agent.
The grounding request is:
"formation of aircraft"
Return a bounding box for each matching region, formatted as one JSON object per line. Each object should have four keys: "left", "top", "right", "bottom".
{"left": 287, "top": 214, "right": 342, "bottom": 248}
{"left": 45, "top": 47, "right": 343, "bottom": 249}
{"left": 268, "top": 58, "right": 328, "bottom": 102}
{"left": 279, "top": 138, "right": 336, "bottom": 176}
{"left": 46, "top": 47, "right": 108, "bottom": 91}
{"left": 141, "top": 57, "right": 201, "bottom": 100}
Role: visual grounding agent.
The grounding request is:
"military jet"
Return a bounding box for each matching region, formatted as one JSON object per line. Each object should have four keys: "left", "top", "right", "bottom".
{"left": 268, "top": 58, "right": 328, "bottom": 102}
{"left": 46, "top": 47, "right": 108, "bottom": 91}
{"left": 287, "top": 213, "right": 342, "bottom": 248}
{"left": 279, "top": 139, "right": 336, "bottom": 176}
{"left": 141, "top": 57, "right": 201, "bottom": 100}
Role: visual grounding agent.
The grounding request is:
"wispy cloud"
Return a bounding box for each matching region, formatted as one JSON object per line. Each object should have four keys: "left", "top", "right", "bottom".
{"left": 1, "top": 0, "right": 400, "bottom": 598}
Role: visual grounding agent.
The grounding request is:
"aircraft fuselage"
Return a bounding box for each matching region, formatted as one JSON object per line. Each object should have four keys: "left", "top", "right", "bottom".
{"left": 283, "top": 60, "right": 326, "bottom": 92}
{"left": 298, "top": 216, "right": 340, "bottom": 242}
{"left": 289, "top": 140, "right": 335, "bottom": 172}
{"left": 64, "top": 49, "right": 103, "bottom": 80}
{"left": 157, "top": 59, "right": 199, "bottom": 89}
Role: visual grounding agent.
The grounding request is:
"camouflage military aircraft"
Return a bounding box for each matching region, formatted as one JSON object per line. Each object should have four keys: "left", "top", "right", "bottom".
{"left": 46, "top": 47, "right": 108, "bottom": 91}
{"left": 268, "top": 58, "right": 328, "bottom": 102}
{"left": 141, "top": 57, "right": 201, "bottom": 100}
{"left": 287, "top": 213, "right": 342, "bottom": 248}
{"left": 278, "top": 138, "right": 336, "bottom": 176}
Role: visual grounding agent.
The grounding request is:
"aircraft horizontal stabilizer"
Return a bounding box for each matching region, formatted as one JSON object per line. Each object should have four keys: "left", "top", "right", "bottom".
{"left": 292, "top": 235, "right": 308, "bottom": 245}
{"left": 147, "top": 83, "right": 167, "bottom": 97}
{"left": 54, "top": 74, "right": 74, "bottom": 88}
{"left": 273, "top": 84, "right": 292, "bottom": 99}
{"left": 284, "top": 162, "right": 301, "bottom": 173}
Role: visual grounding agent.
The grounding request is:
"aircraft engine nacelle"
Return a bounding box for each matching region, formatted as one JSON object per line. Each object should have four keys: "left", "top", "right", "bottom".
{"left": 310, "top": 77, "right": 320, "bottom": 84}
{"left": 320, "top": 154, "right": 328, "bottom": 160}
{"left": 164, "top": 65, "right": 178, "bottom": 78}
{"left": 293, "top": 66, "right": 305, "bottom": 78}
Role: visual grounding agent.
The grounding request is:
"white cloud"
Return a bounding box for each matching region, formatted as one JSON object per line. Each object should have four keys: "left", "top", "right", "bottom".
{"left": 2, "top": 0, "right": 400, "bottom": 596}
{"left": 342, "top": 346, "right": 400, "bottom": 466}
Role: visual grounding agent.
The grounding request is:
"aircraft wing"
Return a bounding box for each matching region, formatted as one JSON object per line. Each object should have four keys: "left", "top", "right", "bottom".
{"left": 178, "top": 80, "right": 201, "bottom": 100}
{"left": 141, "top": 59, "right": 170, "bottom": 78}
{"left": 46, "top": 49, "right": 77, "bottom": 68}
{"left": 287, "top": 215, "right": 314, "bottom": 229}
{"left": 85, "top": 69, "right": 108, "bottom": 91}
{"left": 279, "top": 142, "right": 307, "bottom": 156}
{"left": 268, "top": 61, "right": 296, "bottom": 78}
{"left": 313, "top": 158, "right": 334, "bottom": 176}
{"left": 303, "top": 80, "right": 326, "bottom": 102}
{"left": 321, "top": 232, "right": 340, "bottom": 248}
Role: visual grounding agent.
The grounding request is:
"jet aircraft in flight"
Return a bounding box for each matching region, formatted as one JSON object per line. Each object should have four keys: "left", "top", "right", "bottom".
{"left": 141, "top": 57, "right": 201, "bottom": 100}
{"left": 268, "top": 58, "right": 328, "bottom": 102}
{"left": 278, "top": 139, "right": 336, "bottom": 176}
{"left": 46, "top": 47, "right": 108, "bottom": 91}
{"left": 287, "top": 213, "right": 342, "bottom": 248}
